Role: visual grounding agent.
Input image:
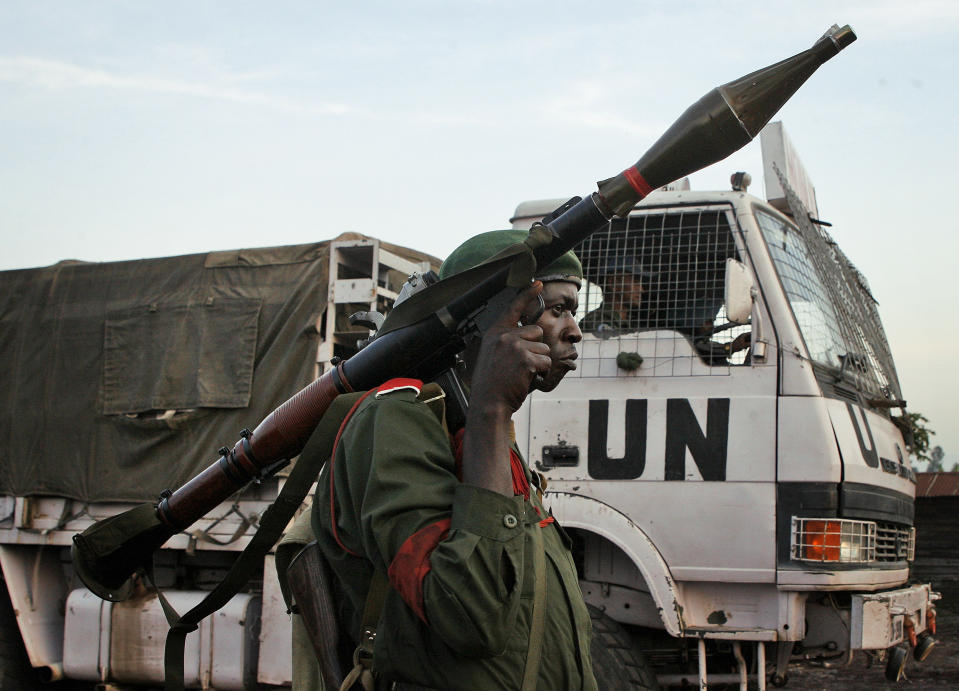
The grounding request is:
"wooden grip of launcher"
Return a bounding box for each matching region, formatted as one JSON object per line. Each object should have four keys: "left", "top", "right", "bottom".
{"left": 157, "top": 365, "right": 352, "bottom": 530}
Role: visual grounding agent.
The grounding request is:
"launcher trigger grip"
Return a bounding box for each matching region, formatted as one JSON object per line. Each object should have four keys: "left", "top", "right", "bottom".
{"left": 520, "top": 294, "right": 546, "bottom": 326}
{"left": 522, "top": 293, "right": 548, "bottom": 391}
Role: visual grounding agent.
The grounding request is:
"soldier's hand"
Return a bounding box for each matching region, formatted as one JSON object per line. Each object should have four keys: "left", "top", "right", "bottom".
{"left": 469, "top": 282, "right": 550, "bottom": 416}
{"left": 730, "top": 331, "right": 752, "bottom": 353}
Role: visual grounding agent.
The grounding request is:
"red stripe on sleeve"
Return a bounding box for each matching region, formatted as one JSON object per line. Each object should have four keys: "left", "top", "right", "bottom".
{"left": 388, "top": 518, "right": 452, "bottom": 622}
{"left": 623, "top": 166, "right": 653, "bottom": 198}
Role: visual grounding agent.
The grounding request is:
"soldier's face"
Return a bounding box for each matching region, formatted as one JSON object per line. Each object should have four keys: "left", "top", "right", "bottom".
{"left": 619, "top": 273, "right": 645, "bottom": 307}
{"left": 530, "top": 281, "right": 582, "bottom": 392}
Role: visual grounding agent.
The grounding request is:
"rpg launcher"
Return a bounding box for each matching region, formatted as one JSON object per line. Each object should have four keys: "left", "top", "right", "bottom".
{"left": 72, "top": 24, "right": 856, "bottom": 603}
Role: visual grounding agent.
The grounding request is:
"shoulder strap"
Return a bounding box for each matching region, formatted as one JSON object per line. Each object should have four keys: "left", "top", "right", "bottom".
{"left": 161, "top": 390, "right": 367, "bottom": 691}
{"left": 339, "top": 569, "right": 390, "bottom": 691}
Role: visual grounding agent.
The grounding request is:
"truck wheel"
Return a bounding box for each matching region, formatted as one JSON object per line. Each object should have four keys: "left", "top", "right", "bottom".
{"left": 0, "top": 574, "right": 40, "bottom": 690}
{"left": 588, "top": 604, "right": 659, "bottom": 690}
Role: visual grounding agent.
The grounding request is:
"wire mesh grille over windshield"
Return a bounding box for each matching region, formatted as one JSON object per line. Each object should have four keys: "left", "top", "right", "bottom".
{"left": 761, "top": 165, "right": 901, "bottom": 402}
{"left": 572, "top": 208, "right": 749, "bottom": 378}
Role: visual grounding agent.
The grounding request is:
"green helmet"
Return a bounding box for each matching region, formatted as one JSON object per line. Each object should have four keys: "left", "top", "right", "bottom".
{"left": 439, "top": 229, "right": 583, "bottom": 287}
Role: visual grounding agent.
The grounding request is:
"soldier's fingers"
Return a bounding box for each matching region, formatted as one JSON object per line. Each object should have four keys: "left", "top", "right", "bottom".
{"left": 516, "top": 324, "right": 545, "bottom": 343}
{"left": 530, "top": 352, "right": 552, "bottom": 374}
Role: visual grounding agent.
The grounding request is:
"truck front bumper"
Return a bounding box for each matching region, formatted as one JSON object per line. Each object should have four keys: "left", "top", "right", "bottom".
{"left": 851, "top": 583, "right": 938, "bottom": 650}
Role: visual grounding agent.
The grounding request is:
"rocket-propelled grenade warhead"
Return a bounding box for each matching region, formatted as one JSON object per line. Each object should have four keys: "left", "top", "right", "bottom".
{"left": 596, "top": 24, "right": 856, "bottom": 217}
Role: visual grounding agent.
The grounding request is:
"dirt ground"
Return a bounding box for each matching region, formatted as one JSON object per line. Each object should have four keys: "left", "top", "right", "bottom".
{"left": 784, "top": 582, "right": 959, "bottom": 690}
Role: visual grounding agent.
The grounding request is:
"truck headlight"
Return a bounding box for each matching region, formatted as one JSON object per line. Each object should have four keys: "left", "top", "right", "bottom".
{"left": 791, "top": 517, "right": 877, "bottom": 563}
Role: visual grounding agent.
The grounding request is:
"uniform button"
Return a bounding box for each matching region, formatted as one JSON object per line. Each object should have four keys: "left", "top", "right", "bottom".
{"left": 503, "top": 514, "right": 518, "bottom": 529}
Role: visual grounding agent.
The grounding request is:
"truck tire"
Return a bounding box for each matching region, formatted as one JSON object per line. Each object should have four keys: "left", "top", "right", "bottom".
{"left": 0, "top": 575, "right": 40, "bottom": 691}
{"left": 588, "top": 604, "right": 659, "bottom": 690}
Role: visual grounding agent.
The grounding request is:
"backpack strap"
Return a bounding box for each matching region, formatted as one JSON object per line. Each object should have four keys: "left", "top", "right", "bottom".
{"left": 339, "top": 569, "right": 390, "bottom": 691}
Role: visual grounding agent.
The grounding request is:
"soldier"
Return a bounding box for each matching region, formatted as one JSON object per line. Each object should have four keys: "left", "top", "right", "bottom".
{"left": 580, "top": 256, "right": 658, "bottom": 334}
{"left": 302, "top": 229, "right": 597, "bottom": 690}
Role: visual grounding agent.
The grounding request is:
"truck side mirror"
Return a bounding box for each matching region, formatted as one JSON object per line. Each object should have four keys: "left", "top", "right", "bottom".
{"left": 724, "top": 258, "right": 754, "bottom": 324}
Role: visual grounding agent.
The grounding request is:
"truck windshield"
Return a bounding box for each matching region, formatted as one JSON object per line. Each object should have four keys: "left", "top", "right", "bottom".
{"left": 755, "top": 207, "right": 902, "bottom": 402}
{"left": 754, "top": 210, "right": 845, "bottom": 366}
{"left": 573, "top": 207, "right": 751, "bottom": 375}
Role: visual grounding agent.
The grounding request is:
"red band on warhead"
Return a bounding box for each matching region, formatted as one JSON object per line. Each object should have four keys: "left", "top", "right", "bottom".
{"left": 623, "top": 167, "right": 653, "bottom": 198}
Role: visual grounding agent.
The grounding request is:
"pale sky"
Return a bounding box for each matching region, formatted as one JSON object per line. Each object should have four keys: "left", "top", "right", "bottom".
{"left": 2, "top": 1, "right": 957, "bottom": 465}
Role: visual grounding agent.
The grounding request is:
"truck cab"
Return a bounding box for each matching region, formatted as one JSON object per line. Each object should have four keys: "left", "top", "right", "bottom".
{"left": 510, "top": 164, "right": 935, "bottom": 685}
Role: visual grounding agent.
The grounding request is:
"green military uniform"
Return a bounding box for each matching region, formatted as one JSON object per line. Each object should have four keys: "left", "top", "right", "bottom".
{"left": 310, "top": 383, "right": 597, "bottom": 690}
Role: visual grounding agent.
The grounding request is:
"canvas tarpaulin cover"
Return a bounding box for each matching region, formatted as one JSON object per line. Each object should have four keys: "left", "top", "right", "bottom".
{"left": 0, "top": 235, "right": 437, "bottom": 503}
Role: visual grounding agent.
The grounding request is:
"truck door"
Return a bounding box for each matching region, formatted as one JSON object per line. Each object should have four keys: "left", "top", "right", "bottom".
{"left": 517, "top": 203, "right": 779, "bottom": 585}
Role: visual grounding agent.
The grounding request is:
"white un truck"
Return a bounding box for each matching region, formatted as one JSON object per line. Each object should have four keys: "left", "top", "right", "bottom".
{"left": 511, "top": 122, "right": 937, "bottom": 688}
{"left": 0, "top": 123, "right": 937, "bottom": 689}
